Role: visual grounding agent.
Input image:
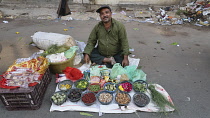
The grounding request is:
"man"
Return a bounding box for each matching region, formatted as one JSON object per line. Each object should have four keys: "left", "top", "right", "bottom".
{"left": 83, "top": 5, "right": 130, "bottom": 68}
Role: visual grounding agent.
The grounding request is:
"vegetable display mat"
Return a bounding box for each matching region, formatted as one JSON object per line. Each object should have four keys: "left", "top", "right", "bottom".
{"left": 50, "top": 84, "right": 175, "bottom": 114}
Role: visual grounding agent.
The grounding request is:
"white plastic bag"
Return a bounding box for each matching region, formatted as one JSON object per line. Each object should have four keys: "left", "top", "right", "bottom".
{"left": 31, "top": 32, "right": 76, "bottom": 50}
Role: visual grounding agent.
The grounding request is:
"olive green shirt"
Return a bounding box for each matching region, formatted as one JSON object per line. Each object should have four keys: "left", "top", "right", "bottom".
{"left": 83, "top": 18, "right": 130, "bottom": 57}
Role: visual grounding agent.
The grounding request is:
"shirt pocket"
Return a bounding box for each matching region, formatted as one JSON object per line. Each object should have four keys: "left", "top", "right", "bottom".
{"left": 109, "top": 31, "right": 119, "bottom": 45}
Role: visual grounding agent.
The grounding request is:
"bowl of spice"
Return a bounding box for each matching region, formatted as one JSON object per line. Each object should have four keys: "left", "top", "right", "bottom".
{"left": 88, "top": 83, "right": 101, "bottom": 93}
{"left": 103, "top": 82, "right": 117, "bottom": 93}
{"left": 75, "top": 79, "right": 89, "bottom": 91}
{"left": 51, "top": 91, "right": 67, "bottom": 105}
{"left": 117, "top": 81, "right": 133, "bottom": 93}
{"left": 133, "top": 93, "right": 150, "bottom": 107}
{"left": 58, "top": 80, "right": 73, "bottom": 91}
{"left": 81, "top": 92, "right": 96, "bottom": 106}
{"left": 115, "top": 92, "right": 131, "bottom": 106}
{"left": 133, "top": 80, "right": 148, "bottom": 93}
{"left": 68, "top": 89, "right": 82, "bottom": 102}
{"left": 97, "top": 91, "right": 113, "bottom": 105}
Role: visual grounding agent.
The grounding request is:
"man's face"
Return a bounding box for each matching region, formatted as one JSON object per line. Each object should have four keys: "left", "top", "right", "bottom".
{"left": 99, "top": 8, "right": 112, "bottom": 23}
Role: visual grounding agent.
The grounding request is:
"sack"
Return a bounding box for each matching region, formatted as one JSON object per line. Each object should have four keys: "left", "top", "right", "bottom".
{"left": 110, "top": 63, "right": 127, "bottom": 79}
{"left": 32, "top": 32, "right": 76, "bottom": 50}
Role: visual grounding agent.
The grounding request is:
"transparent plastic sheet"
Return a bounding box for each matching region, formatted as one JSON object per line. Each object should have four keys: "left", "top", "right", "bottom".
{"left": 3, "top": 67, "right": 41, "bottom": 88}
{"left": 16, "top": 51, "right": 44, "bottom": 64}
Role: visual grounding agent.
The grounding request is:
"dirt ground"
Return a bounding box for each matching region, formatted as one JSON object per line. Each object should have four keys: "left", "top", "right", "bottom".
{"left": 0, "top": 4, "right": 210, "bottom": 118}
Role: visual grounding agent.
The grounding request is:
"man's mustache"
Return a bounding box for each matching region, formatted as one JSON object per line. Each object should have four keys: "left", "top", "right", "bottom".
{"left": 103, "top": 16, "right": 108, "bottom": 19}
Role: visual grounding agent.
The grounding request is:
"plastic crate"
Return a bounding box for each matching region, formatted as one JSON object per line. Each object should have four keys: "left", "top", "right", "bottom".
{"left": 0, "top": 69, "right": 51, "bottom": 111}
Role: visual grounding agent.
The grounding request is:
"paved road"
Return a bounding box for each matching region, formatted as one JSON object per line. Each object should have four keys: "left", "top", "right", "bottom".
{"left": 0, "top": 16, "right": 210, "bottom": 118}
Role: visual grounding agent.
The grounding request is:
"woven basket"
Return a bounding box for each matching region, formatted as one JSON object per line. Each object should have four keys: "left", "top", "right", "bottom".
{"left": 49, "top": 53, "right": 76, "bottom": 74}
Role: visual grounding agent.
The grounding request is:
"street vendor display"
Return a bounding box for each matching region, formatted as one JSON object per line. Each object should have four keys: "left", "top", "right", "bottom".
{"left": 50, "top": 63, "right": 176, "bottom": 115}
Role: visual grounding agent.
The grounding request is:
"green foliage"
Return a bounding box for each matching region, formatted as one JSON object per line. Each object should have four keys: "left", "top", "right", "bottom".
{"left": 148, "top": 85, "right": 175, "bottom": 112}
{"left": 40, "top": 44, "right": 70, "bottom": 57}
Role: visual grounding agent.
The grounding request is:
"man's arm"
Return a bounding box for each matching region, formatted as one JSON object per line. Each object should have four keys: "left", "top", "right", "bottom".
{"left": 122, "top": 55, "right": 129, "bottom": 67}
{"left": 83, "top": 25, "right": 98, "bottom": 63}
{"left": 118, "top": 23, "right": 130, "bottom": 66}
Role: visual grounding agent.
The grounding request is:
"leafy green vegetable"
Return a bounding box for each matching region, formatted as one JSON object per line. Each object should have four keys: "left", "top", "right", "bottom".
{"left": 80, "top": 112, "right": 93, "bottom": 116}
{"left": 170, "top": 42, "right": 178, "bottom": 45}
{"left": 41, "top": 44, "right": 70, "bottom": 57}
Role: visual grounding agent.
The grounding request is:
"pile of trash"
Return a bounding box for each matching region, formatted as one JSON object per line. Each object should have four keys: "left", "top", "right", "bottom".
{"left": 155, "top": 1, "right": 210, "bottom": 26}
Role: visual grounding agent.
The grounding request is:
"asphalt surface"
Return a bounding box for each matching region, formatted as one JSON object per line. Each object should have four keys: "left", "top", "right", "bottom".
{"left": 0, "top": 15, "right": 210, "bottom": 118}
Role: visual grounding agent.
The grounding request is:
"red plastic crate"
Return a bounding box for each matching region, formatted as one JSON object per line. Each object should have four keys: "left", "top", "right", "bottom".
{"left": 0, "top": 69, "right": 51, "bottom": 110}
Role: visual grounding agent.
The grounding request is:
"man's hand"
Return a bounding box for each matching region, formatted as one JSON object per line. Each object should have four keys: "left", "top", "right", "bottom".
{"left": 122, "top": 55, "right": 129, "bottom": 67}
{"left": 84, "top": 54, "right": 90, "bottom": 64}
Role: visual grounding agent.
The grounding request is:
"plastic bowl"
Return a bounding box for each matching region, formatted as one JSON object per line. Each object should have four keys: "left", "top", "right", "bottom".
{"left": 133, "top": 92, "right": 150, "bottom": 107}
{"left": 88, "top": 83, "right": 101, "bottom": 93}
{"left": 51, "top": 91, "right": 67, "bottom": 105}
{"left": 115, "top": 92, "right": 131, "bottom": 106}
{"left": 103, "top": 82, "right": 117, "bottom": 93}
{"left": 133, "top": 80, "right": 148, "bottom": 93}
{"left": 81, "top": 92, "right": 96, "bottom": 106}
{"left": 97, "top": 91, "right": 113, "bottom": 105}
{"left": 74, "top": 79, "right": 89, "bottom": 91}
{"left": 117, "top": 81, "right": 133, "bottom": 93}
{"left": 58, "top": 80, "right": 73, "bottom": 91}
{"left": 68, "top": 89, "right": 82, "bottom": 102}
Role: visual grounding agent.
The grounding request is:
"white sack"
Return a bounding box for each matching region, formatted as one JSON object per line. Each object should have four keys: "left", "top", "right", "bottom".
{"left": 32, "top": 31, "right": 76, "bottom": 50}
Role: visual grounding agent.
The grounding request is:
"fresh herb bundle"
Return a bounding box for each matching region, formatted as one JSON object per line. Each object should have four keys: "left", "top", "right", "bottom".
{"left": 41, "top": 44, "right": 70, "bottom": 57}
{"left": 148, "top": 84, "right": 175, "bottom": 112}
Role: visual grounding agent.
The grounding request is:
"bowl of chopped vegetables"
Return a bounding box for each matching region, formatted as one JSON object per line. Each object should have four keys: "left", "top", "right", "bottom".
{"left": 97, "top": 91, "right": 113, "bottom": 105}
{"left": 88, "top": 83, "right": 101, "bottom": 93}
{"left": 58, "top": 80, "right": 73, "bottom": 91}
{"left": 117, "top": 81, "right": 133, "bottom": 93}
{"left": 75, "top": 79, "right": 89, "bottom": 91}
{"left": 133, "top": 80, "right": 148, "bottom": 93}
{"left": 103, "top": 82, "right": 117, "bottom": 93}
{"left": 51, "top": 91, "right": 67, "bottom": 105}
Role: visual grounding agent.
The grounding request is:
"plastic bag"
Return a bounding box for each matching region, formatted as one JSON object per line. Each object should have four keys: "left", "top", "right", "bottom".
{"left": 110, "top": 63, "right": 127, "bottom": 79}
{"left": 120, "top": 74, "right": 129, "bottom": 82}
{"left": 124, "top": 65, "right": 137, "bottom": 79}
{"left": 74, "top": 40, "right": 86, "bottom": 66}
{"left": 63, "top": 67, "right": 83, "bottom": 82}
{"left": 90, "top": 66, "right": 101, "bottom": 77}
{"left": 131, "top": 69, "right": 147, "bottom": 82}
{"left": 64, "top": 46, "right": 78, "bottom": 59}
